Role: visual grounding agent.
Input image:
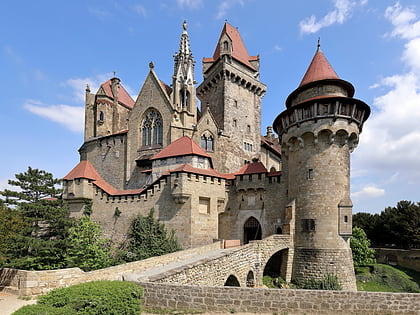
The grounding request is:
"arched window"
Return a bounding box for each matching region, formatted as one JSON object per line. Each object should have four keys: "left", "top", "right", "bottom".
{"left": 141, "top": 109, "right": 163, "bottom": 146}
{"left": 200, "top": 134, "right": 214, "bottom": 152}
{"left": 98, "top": 111, "right": 104, "bottom": 121}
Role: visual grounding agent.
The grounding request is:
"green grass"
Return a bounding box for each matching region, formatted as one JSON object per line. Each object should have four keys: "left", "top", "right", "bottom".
{"left": 355, "top": 264, "right": 420, "bottom": 293}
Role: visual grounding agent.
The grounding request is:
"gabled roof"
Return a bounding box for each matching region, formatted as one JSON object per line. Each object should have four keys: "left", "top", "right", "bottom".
{"left": 98, "top": 78, "right": 135, "bottom": 109}
{"left": 204, "top": 22, "right": 258, "bottom": 71}
{"left": 299, "top": 49, "right": 339, "bottom": 87}
{"left": 235, "top": 162, "right": 267, "bottom": 175}
{"left": 63, "top": 160, "right": 143, "bottom": 196}
{"left": 261, "top": 136, "right": 281, "bottom": 156}
{"left": 150, "top": 136, "right": 211, "bottom": 160}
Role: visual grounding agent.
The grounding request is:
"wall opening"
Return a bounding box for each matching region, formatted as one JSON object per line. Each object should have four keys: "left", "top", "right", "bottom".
{"left": 224, "top": 275, "right": 240, "bottom": 287}
{"left": 263, "top": 249, "right": 289, "bottom": 280}
{"left": 246, "top": 271, "right": 255, "bottom": 287}
{"left": 243, "top": 216, "right": 262, "bottom": 244}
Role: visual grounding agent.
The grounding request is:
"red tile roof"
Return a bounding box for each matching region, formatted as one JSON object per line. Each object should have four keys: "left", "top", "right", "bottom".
{"left": 261, "top": 136, "right": 281, "bottom": 156}
{"left": 150, "top": 136, "right": 211, "bottom": 160}
{"left": 299, "top": 49, "right": 339, "bottom": 87}
{"left": 236, "top": 162, "right": 267, "bottom": 175}
{"left": 204, "top": 22, "right": 258, "bottom": 71}
{"left": 63, "top": 160, "right": 143, "bottom": 196}
{"left": 99, "top": 78, "right": 135, "bottom": 109}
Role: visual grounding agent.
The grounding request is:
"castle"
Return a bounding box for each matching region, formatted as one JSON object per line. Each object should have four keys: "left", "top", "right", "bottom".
{"left": 62, "top": 21, "right": 370, "bottom": 290}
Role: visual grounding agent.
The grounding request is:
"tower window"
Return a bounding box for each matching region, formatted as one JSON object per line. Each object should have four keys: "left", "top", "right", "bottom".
{"left": 233, "top": 119, "right": 237, "bottom": 127}
{"left": 302, "top": 219, "right": 315, "bottom": 232}
{"left": 98, "top": 111, "right": 104, "bottom": 121}
{"left": 141, "top": 109, "right": 163, "bottom": 146}
{"left": 247, "top": 125, "right": 251, "bottom": 133}
{"left": 307, "top": 168, "right": 314, "bottom": 179}
{"left": 344, "top": 215, "right": 348, "bottom": 223}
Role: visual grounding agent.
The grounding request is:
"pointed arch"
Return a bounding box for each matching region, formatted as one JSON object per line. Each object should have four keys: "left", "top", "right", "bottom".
{"left": 243, "top": 216, "right": 262, "bottom": 244}
{"left": 224, "top": 274, "right": 240, "bottom": 287}
{"left": 141, "top": 109, "right": 163, "bottom": 146}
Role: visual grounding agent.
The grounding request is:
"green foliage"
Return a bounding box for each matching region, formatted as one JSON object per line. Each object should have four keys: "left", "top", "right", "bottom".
{"left": 0, "top": 207, "right": 26, "bottom": 263}
{"left": 65, "top": 216, "right": 114, "bottom": 271}
{"left": 13, "top": 280, "right": 142, "bottom": 315}
{"left": 0, "top": 167, "right": 75, "bottom": 270}
{"left": 294, "top": 274, "right": 342, "bottom": 290}
{"left": 1, "top": 166, "right": 61, "bottom": 206}
{"left": 350, "top": 227, "right": 376, "bottom": 267}
{"left": 83, "top": 199, "right": 92, "bottom": 216}
{"left": 127, "top": 208, "right": 181, "bottom": 261}
{"left": 262, "top": 275, "right": 295, "bottom": 289}
{"left": 353, "top": 200, "right": 420, "bottom": 249}
{"left": 13, "top": 304, "right": 77, "bottom": 315}
{"left": 355, "top": 264, "right": 420, "bottom": 293}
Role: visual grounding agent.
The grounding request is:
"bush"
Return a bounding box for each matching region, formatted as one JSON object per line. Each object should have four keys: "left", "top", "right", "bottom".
{"left": 13, "top": 304, "right": 77, "bottom": 315}
{"left": 13, "top": 280, "right": 142, "bottom": 315}
{"left": 295, "top": 273, "right": 342, "bottom": 290}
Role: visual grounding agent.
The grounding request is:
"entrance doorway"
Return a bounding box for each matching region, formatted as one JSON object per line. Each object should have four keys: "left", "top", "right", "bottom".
{"left": 244, "top": 216, "right": 262, "bottom": 244}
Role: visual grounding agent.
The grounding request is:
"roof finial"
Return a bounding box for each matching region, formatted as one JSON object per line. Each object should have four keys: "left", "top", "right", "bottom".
{"left": 317, "top": 37, "right": 321, "bottom": 51}
{"left": 113, "top": 70, "right": 117, "bottom": 77}
{"left": 183, "top": 20, "right": 187, "bottom": 32}
{"left": 149, "top": 61, "right": 154, "bottom": 69}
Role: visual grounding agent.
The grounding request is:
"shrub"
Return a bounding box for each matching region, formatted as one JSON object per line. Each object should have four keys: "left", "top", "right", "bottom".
{"left": 13, "top": 280, "right": 142, "bottom": 315}
{"left": 295, "top": 273, "right": 342, "bottom": 290}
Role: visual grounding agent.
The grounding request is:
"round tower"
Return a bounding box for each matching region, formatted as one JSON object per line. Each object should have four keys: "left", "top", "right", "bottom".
{"left": 273, "top": 46, "right": 370, "bottom": 290}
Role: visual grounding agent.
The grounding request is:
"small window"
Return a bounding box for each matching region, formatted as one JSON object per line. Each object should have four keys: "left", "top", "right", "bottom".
{"left": 199, "top": 197, "right": 210, "bottom": 214}
{"left": 302, "top": 219, "right": 315, "bottom": 232}
{"left": 99, "top": 111, "right": 104, "bottom": 121}
{"left": 344, "top": 215, "right": 348, "bottom": 223}
{"left": 234, "top": 100, "right": 238, "bottom": 108}
{"left": 307, "top": 168, "right": 314, "bottom": 179}
{"left": 176, "top": 156, "right": 184, "bottom": 163}
{"left": 233, "top": 119, "right": 237, "bottom": 127}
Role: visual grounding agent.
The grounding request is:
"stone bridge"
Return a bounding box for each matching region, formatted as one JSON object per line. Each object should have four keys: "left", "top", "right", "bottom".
{"left": 126, "top": 234, "right": 292, "bottom": 287}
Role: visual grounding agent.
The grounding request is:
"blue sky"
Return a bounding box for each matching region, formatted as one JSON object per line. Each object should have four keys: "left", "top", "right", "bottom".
{"left": 1, "top": 0, "right": 420, "bottom": 214}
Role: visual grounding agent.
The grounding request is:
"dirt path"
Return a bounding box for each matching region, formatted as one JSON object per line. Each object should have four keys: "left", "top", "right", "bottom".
{"left": 0, "top": 292, "right": 37, "bottom": 315}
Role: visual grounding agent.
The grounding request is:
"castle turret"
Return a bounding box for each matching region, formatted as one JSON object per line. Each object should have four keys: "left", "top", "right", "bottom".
{"left": 273, "top": 45, "right": 370, "bottom": 290}
{"left": 197, "top": 23, "right": 266, "bottom": 173}
{"left": 171, "top": 21, "right": 197, "bottom": 128}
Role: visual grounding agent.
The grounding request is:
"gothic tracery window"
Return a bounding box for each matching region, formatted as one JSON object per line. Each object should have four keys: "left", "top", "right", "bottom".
{"left": 141, "top": 109, "right": 163, "bottom": 146}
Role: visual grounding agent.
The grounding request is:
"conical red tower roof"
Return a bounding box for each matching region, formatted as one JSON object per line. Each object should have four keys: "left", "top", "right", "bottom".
{"left": 299, "top": 48, "right": 339, "bottom": 87}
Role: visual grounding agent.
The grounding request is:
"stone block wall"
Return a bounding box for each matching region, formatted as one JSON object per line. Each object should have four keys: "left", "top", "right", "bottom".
{"left": 0, "top": 241, "right": 223, "bottom": 296}
{"left": 141, "top": 282, "right": 420, "bottom": 315}
{"left": 375, "top": 248, "right": 420, "bottom": 272}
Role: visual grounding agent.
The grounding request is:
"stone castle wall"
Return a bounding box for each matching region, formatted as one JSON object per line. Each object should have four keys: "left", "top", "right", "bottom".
{"left": 375, "top": 248, "right": 420, "bottom": 272}
{"left": 141, "top": 282, "right": 420, "bottom": 315}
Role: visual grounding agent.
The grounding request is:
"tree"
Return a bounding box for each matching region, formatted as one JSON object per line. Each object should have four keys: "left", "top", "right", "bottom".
{"left": 0, "top": 207, "right": 26, "bottom": 263}
{"left": 350, "top": 227, "right": 376, "bottom": 267}
{"left": 64, "top": 216, "right": 114, "bottom": 271}
{"left": 0, "top": 167, "right": 75, "bottom": 270}
{"left": 127, "top": 208, "right": 181, "bottom": 261}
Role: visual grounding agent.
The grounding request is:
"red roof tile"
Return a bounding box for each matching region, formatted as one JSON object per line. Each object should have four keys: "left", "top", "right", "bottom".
{"left": 99, "top": 78, "right": 135, "bottom": 109}
{"left": 63, "top": 160, "right": 143, "bottom": 196}
{"left": 236, "top": 162, "right": 267, "bottom": 175}
{"left": 299, "top": 49, "right": 339, "bottom": 87}
{"left": 205, "top": 23, "right": 258, "bottom": 71}
{"left": 150, "top": 136, "right": 211, "bottom": 160}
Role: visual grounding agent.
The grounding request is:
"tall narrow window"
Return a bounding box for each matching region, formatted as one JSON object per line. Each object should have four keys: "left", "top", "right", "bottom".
{"left": 201, "top": 134, "right": 214, "bottom": 152}
{"left": 141, "top": 109, "right": 163, "bottom": 146}
{"left": 99, "top": 111, "right": 104, "bottom": 121}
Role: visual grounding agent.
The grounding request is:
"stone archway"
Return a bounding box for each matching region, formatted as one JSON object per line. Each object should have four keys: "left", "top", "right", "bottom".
{"left": 224, "top": 275, "right": 240, "bottom": 287}
{"left": 246, "top": 270, "right": 255, "bottom": 287}
{"left": 263, "top": 249, "right": 289, "bottom": 280}
{"left": 243, "top": 216, "right": 262, "bottom": 244}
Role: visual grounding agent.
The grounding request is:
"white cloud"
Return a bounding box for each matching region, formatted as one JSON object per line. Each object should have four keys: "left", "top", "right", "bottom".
{"left": 62, "top": 73, "right": 112, "bottom": 102}
{"left": 133, "top": 5, "right": 147, "bottom": 16}
{"left": 299, "top": 0, "right": 359, "bottom": 34}
{"left": 274, "top": 45, "right": 283, "bottom": 52}
{"left": 352, "top": 2, "right": 420, "bottom": 197}
{"left": 216, "top": 0, "right": 245, "bottom": 19}
{"left": 177, "top": 0, "right": 203, "bottom": 10}
{"left": 24, "top": 100, "right": 84, "bottom": 133}
{"left": 351, "top": 185, "right": 385, "bottom": 199}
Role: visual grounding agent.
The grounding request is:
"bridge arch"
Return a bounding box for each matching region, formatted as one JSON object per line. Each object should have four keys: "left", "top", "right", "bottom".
{"left": 224, "top": 274, "right": 240, "bottom": 287}
{"left": 246, "top": 270, "right": 255, "bottom": 287}
{"left": 263, "top": 248, "right": 289, "bottom": 281}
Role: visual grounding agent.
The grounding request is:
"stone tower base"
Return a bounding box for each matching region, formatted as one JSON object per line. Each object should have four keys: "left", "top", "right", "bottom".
{"left": 292, "top": 247, "right": 357, "bottom": 291}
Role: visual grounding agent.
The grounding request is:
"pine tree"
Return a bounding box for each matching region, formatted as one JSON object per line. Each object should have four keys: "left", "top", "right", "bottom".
{"left": 0, "top": 167, "right": 75, "bottom": 270}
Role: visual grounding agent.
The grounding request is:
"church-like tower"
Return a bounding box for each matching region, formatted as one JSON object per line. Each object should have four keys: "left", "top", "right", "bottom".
{"left": 170, "top": 21, "right": 197, "bottom": 135}
{"left": 273, "top": 45, "right": 370, "bottom": 290}
{"left": 197, "top": 23, "right": 266, "bottom": 173}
